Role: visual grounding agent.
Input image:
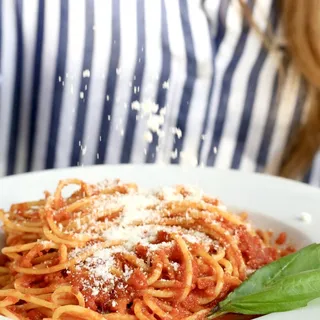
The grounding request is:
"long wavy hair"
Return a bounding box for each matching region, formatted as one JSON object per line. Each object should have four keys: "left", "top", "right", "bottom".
{"left": 279, "top": 0, "right": 320, "bottom": 179}
{"left": 225, "top": 0, "right": 320, "bottom": 180}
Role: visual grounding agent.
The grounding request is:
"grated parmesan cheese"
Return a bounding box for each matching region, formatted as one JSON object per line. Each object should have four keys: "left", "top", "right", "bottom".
{"left": 171, "top": 262, "right": 180, "bottom": 271}
{"left": 66, "top": 181, "right": 227, "bottom": 296}
{"left": 183, "top": 185, "right": 204, "bottom": 201}
{"left": 160, "top": 187, "right": 184, "bottom": 201}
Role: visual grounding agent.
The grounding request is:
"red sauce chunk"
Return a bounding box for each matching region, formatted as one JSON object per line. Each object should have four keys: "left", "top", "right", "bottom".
{"left": 275, "top": 232, "right": 287, "bottom": 245}
{"left": 237, "top": 226, "right": 278, "bottom": 269}
{"left": 127, "top": 269, "right": 148, "bottom": 290}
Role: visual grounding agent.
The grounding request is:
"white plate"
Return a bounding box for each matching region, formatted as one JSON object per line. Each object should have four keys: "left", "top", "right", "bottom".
{"left": 0, "top": 165, "right": 319, "bottom": 320}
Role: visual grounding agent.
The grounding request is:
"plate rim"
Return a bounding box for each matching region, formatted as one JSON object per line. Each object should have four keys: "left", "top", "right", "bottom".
{"left": 0, "top": 164, "right": 319, "bottom": 193}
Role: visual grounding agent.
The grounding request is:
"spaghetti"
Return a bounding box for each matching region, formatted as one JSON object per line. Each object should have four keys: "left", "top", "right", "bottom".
{"left": 0, "top": 179, "right": 294, "bottom": 320}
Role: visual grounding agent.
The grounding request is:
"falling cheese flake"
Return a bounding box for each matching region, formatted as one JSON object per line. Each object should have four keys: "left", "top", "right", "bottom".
{"left": 134, "top": 86, "right": 140, "bottom": 94}
{"left": 130, "top": 101, "right": 165, "bottom": 145}
{"left": 131, "top": 100, "right": 158, "bottom": 116}
{"left": 171, "top": 148, "right": 178, "bottom": 160}
{"left": 162, "top": 81, "right": 170, "bottom": 89}
{"left": 81, "top": 145, "right": 87, "bottom": 156}
{"left": 172, "top": 127, "right": 182, "bottom": 139}
{"left": 160, "top": 107, "right": 167, "bottom": 116}
{"left": 147, "top": 115, "right": 164, "bottom": 133}
{"left": 144, "top": 131, "right": 153, "bottom": 143}
{"left": 131, "top": 101, "right": 141, "bottom": 111}
{"left": 83, "top": 69, "right": 91, "bottom": 78}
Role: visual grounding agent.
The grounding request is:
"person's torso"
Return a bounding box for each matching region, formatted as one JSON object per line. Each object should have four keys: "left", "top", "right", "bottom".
{"left": 0, "top": 0, "right": 319, "bottom": 185}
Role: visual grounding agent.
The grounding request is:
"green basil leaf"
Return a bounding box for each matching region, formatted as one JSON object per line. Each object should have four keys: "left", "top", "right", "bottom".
{"left": 208, "top": 243, "right": 320, "bottom": 318}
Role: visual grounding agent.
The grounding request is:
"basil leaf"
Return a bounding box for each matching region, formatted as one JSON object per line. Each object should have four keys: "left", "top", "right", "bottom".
{"left": 208, "top": 243, "right": 320, "bottom": 318}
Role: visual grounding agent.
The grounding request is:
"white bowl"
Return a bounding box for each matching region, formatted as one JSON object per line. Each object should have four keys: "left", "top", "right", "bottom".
{"left": 0, "top": 165, "right": 319, "bottom": 319}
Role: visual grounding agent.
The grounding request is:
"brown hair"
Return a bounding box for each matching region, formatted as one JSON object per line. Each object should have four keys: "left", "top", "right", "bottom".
{"left": 279, "top": 0, "right": 320, "bottom": 179}
{"left": 240, "top": 0, "right": 320, "bottom": 180}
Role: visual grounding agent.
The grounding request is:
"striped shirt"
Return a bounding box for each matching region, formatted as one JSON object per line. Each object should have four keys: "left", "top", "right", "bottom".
{"left": 0, "top": 0, "right": 319, "bottom": 186}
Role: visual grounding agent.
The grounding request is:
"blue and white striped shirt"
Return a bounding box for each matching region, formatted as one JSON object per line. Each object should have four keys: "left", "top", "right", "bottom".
{"left": 0, "top": 0, "right": 319, "bottom": 186}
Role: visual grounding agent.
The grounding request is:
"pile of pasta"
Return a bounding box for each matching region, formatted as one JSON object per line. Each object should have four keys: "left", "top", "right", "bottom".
{"left": 0, "top": 179, "right": 293, "bottom": 320}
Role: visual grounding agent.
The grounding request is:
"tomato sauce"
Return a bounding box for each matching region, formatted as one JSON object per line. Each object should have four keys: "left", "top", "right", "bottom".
{"left": 237, "top": 226, "right": 278, "bottom": 269}
{"left": 16, "top": 228, "right": 290, "bottom": 319}
{"left": 127, "top": 269, "right": 148, "bottom": 290}
{"left": 275, "top": 232, "right": 287, "bottom": 245}
{"left": 27, "top": 309, "right": 46, "bottom": 320}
